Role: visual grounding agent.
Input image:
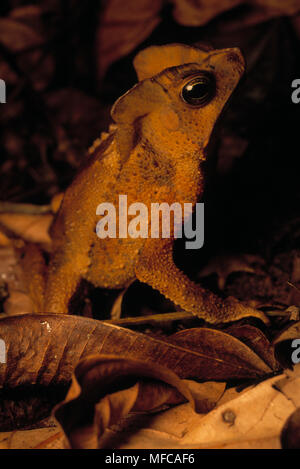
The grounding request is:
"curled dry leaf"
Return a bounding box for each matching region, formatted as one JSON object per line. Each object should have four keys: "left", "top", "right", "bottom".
{"left": 80, "top": 367, "right": 300, "bottom": 449}
{"left": 54, "top": 355, "right": 195, "bottom": 449}
{"left": 7, "top": 366, "right": 298, "bottom": 450}
{"left": 0, "top": 381, "right": 226, "bottom": 449}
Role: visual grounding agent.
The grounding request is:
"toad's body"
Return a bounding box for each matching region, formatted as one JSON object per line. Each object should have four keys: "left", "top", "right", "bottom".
{"left": 51, "top": 112, "right": 201, "bottom": 290}
{"left": 43, "top": 44, "right": 266, "bottom": 324}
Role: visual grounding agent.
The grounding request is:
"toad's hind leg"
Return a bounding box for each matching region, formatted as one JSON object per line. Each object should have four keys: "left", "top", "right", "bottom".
{"left": 135, "top": 238, "right": 268, "bottom": 324}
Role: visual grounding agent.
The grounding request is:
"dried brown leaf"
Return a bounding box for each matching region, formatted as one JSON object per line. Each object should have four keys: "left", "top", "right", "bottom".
{"left": 172, "top": 0, "right": 241, "bottom": 26}
{"left": 273, "top": 363, "right": 300, "bottom": 394}
{"left": 0, "top": 7, "right": 54, "bottom": 90}
{"left": 273, "top": 321, "right": 300, "bottom": 345}
{"left": 110, "top": 287, "right": 129, "bottom": 320}
{"left": 97, "top": 0, "right": 162, "bottom": 77}
{"left": 168, "top": 327, "right": 273, "bottom": 380}
{"left": 54, "top": 355, "right": 195, "bottom": 449}
{"left": 0, "top": 17, "right": 43, "bottom": 52}
{"left": 281, "top": 408, "right": 300, "bottom": 449}
{"left": 198, "top": 253, "right": 264, "bottom": 290}
{"left": 225, "top": 324, "right": 279, "bottom": 370}
{"left": 3, "top": 291, "right": 33, "bottom": 316}
{"left": 172, "top": 0, "right": 300, "bottom": 27}
{"left": 0, "top": 246, "right": 34, "bottom": 316}
{"left": 0, "top": 231, "right": 11, "bottom": 247}
{"left": 0, "top": 420, "right": 63, "bottom": 449}
{"left": 0, "top": 314, "right": 272, "bottom": 393}
{"left": 183, "top": 380, "right": 226, "bottom": 413}
{"left": 0, "top": 213, "right": 52, "bottom": 246}
{"left": 96, "top": 0, "right": 300, "bottom": 77}
{"left": 95, "top": 371, "right": 298, "bottom": 449}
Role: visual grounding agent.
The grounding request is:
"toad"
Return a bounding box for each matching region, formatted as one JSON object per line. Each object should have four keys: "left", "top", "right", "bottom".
{"left": 37, "top": 44, "right": 267, "bottom": 324}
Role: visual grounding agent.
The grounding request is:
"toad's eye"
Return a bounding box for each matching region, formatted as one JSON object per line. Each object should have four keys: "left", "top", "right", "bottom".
{"left": 181, "top": 72, "right": 216, "bottom": 107}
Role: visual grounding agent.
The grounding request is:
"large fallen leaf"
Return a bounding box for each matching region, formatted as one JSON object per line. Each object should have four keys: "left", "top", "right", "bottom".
{"left": 0, "top": 314, "right": 272, "bottom": 391}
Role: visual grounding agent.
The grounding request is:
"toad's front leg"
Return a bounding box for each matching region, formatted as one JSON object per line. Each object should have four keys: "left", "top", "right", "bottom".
{"left": 44, "top": 238, "right": 92, "bottom": 314}
{"left": 44, "top": 259, "right": 83, "bottom": 314}
{"left": 135, "top": 238, "right": 268, "bottom": 324}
